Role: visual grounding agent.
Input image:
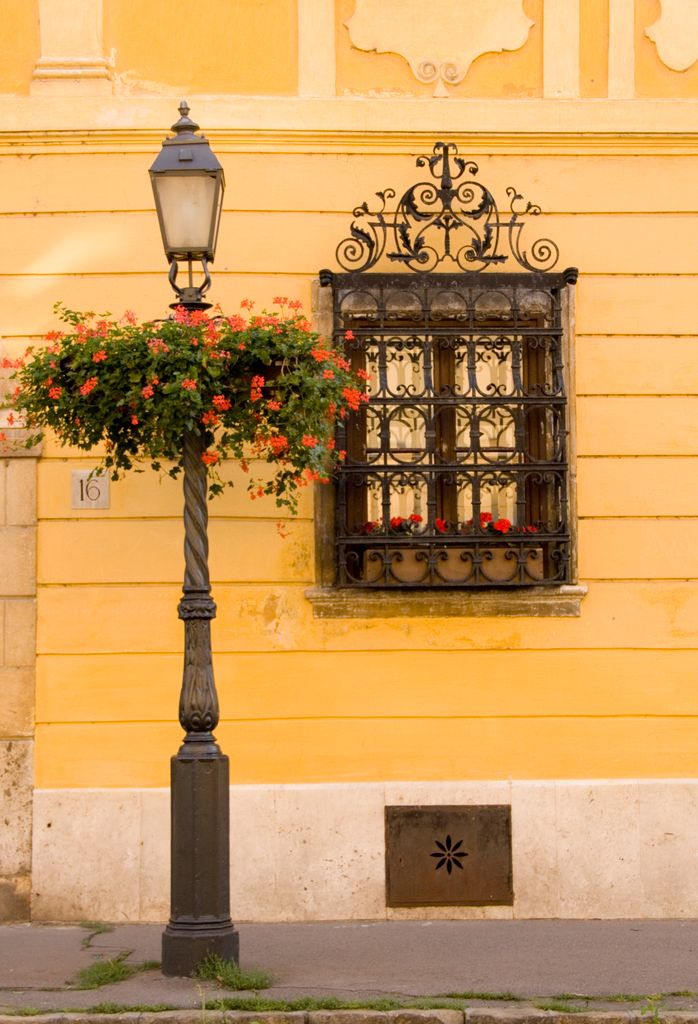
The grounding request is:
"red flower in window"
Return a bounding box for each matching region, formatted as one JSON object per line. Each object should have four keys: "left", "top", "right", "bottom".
{"left": 493, "top": 518, "right": 512, "bottom": 534}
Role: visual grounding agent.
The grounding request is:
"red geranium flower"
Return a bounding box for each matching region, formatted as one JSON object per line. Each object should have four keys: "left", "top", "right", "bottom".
{"left": 493, "top": 518, "right": 512, "bottom": 534}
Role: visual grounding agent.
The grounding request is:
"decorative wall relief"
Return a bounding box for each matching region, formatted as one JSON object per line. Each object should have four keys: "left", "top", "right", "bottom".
{"left": 345, "top": 0, "right": 534, "bottom": 97}
{"left": 645, "top": 0, "right": 698, "bottom": 72}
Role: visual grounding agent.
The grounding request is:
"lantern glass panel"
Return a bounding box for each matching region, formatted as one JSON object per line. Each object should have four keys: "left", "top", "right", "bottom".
{"left": 210, "top": 179, "right": 224, "bottom": 261}
{"left": 154, "top": 172, "right": 219, "bottom": 257}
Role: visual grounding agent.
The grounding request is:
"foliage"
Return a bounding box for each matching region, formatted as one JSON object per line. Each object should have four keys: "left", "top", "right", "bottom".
{"left": 442, "top": 991, "right": 521, "bottom": 1000}
{"left": 205, "top": 996, "right": 408, "bottom": 1012}
{"left": 79, "top": 920, "right": 115, "bottom": 949}
{"left": 459, "top": 511, "right": 539, "bottom": 536}
{"left": 73, "top": 952, "right": 135, "bottom": 989}
{"left": 534, "top": 1001, "right": 585, "bottom": 1014}
{"left": 360, "top": 513, "right": 424, "bottom": 536}
{"left": 84, "top": 1004, "right": 176, "bottom": 1014}
{"left": 11, "top": 298, "right": 368, "bottom": 512}
{"left": 72, "top": 950, "right": 160, "bottom": 989}
{"left": 359, "top": 511, "right": 539, "bottom": 537}
{"left": 6, "top": 991, "right": 696, "bottom": 1016}
{"left": 194, "top": 952, "right": 272, "bottom": 991}
{"left": 78, "top": 920, "right": 115, "bottom": 934}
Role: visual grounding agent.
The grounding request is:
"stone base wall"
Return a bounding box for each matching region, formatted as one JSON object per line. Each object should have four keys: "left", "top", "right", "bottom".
{"left": 31, "top": 779, "right": 698, "bottom": 922}
{"left": 0, "top": 449, "right": 37, "bottom": 920}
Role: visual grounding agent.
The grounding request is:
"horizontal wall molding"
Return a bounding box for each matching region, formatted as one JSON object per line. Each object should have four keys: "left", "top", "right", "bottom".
{"left": 4, "top": 131, "right": 698, "bottom": 158}
{"left": 4, "top": 97, "right": 698, "bottom": 154}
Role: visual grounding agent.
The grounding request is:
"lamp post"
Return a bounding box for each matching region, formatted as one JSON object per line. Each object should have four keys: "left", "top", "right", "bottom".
{"left": 149, "top": 102, "right": 239, "bottom": 976}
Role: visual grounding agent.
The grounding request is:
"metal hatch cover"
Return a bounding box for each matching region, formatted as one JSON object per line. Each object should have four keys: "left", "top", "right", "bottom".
{"left": 385, "top": 804, "right": 513, "bottom": 906}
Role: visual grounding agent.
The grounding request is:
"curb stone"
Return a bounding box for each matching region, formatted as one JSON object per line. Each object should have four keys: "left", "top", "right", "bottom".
{"left": 467, "top": 1016, "right": 698, "bottom": 1024}
{"left": 307, "top": 1012, "right": 464, "bottom": 1024}
{"left": 468, "top": 1015, "right": 641, "bottom": 1024}
{"left": 2, "top": 1013, "right": 698, "bottom": 1024}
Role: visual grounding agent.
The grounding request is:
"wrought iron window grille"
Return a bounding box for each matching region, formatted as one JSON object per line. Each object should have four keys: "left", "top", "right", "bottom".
{"left": 321, "top": 142, "right": 577, "bottom": 590}
{"left": 332, "top": 140, "right": 560, "bottom": 276}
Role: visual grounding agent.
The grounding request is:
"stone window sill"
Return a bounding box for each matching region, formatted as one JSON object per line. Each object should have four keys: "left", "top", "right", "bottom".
{"left": 305, "top": 584, "right": 587, "bottom": 619}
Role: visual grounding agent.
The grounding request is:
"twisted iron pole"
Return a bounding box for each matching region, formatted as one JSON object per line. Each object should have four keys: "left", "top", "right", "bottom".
{"left": 178, "top": 429, "right": 218, "bottom": 734}
{"left": 161, "top": 429, "right": 239, "bottom": 976}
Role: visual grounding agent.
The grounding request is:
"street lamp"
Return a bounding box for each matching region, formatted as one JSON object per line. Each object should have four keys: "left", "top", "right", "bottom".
{"left": 149, "top": 101, "right": 225, "bottom": 310}
{"left": 150, "top": 102, "right": 239, "bottom": 976}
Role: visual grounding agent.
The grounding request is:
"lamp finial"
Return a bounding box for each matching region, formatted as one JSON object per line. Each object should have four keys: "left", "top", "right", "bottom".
{"left": 171, "top": 100, "right": 200, "bottom": 135}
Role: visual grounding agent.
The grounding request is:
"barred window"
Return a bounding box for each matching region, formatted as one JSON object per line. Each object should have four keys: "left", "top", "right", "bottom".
{"left": 314, "top": 141, "right": 578, "bottom": 594}
{"left": 330, "top": 272, "right": 573, "bottom": 587}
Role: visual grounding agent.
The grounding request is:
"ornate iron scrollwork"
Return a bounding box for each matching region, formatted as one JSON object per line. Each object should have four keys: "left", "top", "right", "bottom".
{"left": 335, "top": 141, "right": 560, "bottom": 275}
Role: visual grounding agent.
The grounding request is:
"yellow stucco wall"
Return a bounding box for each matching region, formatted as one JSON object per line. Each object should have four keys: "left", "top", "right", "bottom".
{"left": 580, "top": 0, "right": 608, "bottom": 97}
{"left": 1, "top": 0, "right": 698, "bottom": 791}
{"left": 0, "top": 0, "right": 39, "bottom": 95}
{"left": 7, "top": 142, "right": 694, "bottom": 787}
{"left": 104, "top": 0, "right": 298, "bottom": 96}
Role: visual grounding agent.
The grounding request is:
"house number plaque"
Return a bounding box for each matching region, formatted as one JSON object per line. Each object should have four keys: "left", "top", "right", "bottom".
{"left": 71, "top": 470, "right": 110, "bottom": 509}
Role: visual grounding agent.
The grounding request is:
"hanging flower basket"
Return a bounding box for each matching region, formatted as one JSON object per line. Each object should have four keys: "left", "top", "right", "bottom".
{"left": 10, "top": 298, "right": 369, "bottom": 513}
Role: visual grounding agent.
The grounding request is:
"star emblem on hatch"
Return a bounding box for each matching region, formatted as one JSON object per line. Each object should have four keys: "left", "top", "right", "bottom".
{"left": 430, "top": 834, "right": 468, "bottom": 874}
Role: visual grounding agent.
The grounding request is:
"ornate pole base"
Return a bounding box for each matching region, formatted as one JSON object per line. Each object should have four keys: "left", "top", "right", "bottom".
{"left": 161, "top": 734, "right": 239, "bottom": 976}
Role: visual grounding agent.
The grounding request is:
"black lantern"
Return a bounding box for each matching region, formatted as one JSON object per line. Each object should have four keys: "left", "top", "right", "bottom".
{"left": 149, "top": 101, "right": 225, "bottom": 309}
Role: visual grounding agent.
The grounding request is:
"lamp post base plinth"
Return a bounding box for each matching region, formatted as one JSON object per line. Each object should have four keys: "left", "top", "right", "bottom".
{"left": 162, "top": 920, "right": 239, "bottom": 977}
{"left": 162, "top": 737, "right": 237, "bottom": 977}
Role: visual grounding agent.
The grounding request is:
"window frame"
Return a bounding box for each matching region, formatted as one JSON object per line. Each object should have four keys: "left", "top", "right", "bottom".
{"left": 307, "top": 270, "right": 586, "bottom": 618}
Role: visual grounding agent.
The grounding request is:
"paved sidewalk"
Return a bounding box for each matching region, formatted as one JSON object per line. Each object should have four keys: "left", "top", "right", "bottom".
{"left": 1, "top": 920, "right": 697, "bottom": 1015}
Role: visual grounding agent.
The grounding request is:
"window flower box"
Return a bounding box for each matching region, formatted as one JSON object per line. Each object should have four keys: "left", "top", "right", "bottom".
{"left": 363, "top": 545, "right": 544, "bottom": 584}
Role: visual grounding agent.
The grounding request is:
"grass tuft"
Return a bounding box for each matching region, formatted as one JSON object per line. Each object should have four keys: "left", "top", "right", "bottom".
{"left": 73, "top": 950, "right": 160, "bottom": 990}
{"left": 195, "top": 953, "right": 273, "bottom": 991}
{"left": 139, "top": 961, "right": 162, "bottom": 973}
{"left": 203, "top": 996, "right": 459, "bottom": 1012}
{"left": 85, "top": 1003, "right": 177, "bottom": 1014}
{"left": 79, "top": 920, "right": 116, "bottom": 949}
{"left": 79, "top": 920, "right": 115, "bottom": 935}
{"left": 74, "top": 953, "right": 134, "bottom": 990}
{"left": 592, "top": 994, "right": 643, "bottom": 1003}
{"left": 441, "top": 991, "right": 521, "bottom": 1001}
{"left": 535, "top": 1001, "right": 585, "bottom": 1014}
{"left": 7, "top": 990, "right": 698, "bottom": 1017}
